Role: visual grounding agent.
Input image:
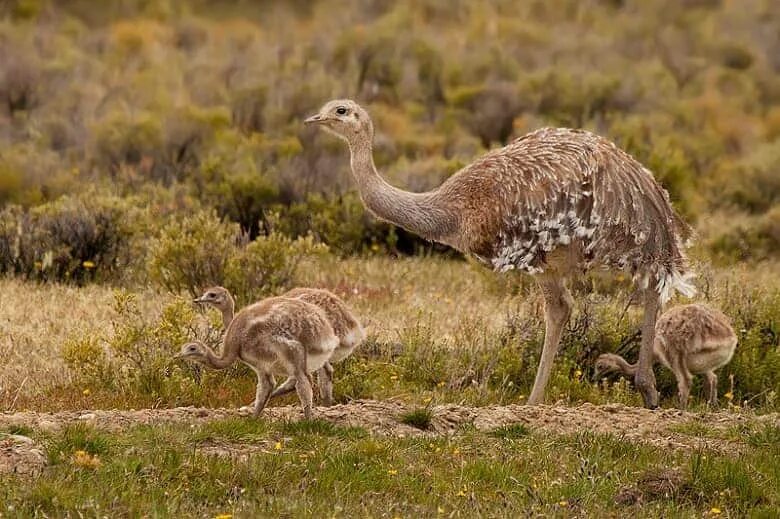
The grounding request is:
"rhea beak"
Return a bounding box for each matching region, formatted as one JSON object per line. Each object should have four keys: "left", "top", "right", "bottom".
{"left": 304, "top": 113, "right": 324, "bottom": 125}
{"left": 193, "top": 297, "right": 205, "bottom": 304}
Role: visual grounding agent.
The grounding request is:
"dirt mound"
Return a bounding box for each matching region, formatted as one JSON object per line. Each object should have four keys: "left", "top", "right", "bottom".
{"left": 0, "top": 433, "right": 46, "bottom": 478}
{"left": 1, "top": 401, "right": 777, "bottom": 454}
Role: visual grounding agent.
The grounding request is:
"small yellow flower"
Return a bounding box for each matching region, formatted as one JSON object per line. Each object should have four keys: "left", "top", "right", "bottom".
{"left": 423, "top": 396, "right": 432, "bottom": 403}
{"left": 82, "top": 388, "right": 91, "bottom": 396}
{"left": 387, "top": 469, "right": 398, "bottom": 475}
{"left": 274, "top": 441, "right": 282, "bottom": 450}
{"left": 437, "top": 507, "right": 445, "bottom": 514}
{"left": 437, "top": 381, "right": 446, "bottom": 388}
{"left": 370, "top": 243, "right": 380, "bottom": 252}
{"left": 452, "top": 448, "right": 461, "bottom": 456}
{"left": 724, "top": 391, "right": 734, "bottom": 401}
{"left": 82, "top": 260, "right": 96, "bottom": 269}
{"left": 575, "top": 370, "right": 582, "bottom": 378}
{"left": 558, "top": 501, "right": 569, "bottom": 507}
{"left": 214, "top": 515, "right": 233, "bottom": 519}
{"left": 72, "top": 450, "right": 101, "bottom": 469}
{"left": 710, "top": 508, "right": 722, "bottom": 515}
{"left": 457, "top": 489, "right": 467, "bottom": 497}
{"left": 390, "top": 375, "right": 398, "bottom": 381}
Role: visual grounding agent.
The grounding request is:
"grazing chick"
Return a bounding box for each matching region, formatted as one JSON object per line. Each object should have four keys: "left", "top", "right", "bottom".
{"left": 271, "top": 287, "right": 366, "bottom": 405}
{"left": 595, "top": 304, "right": 737, "bottom": 407}
{"left": 178, "top": 296, "right": 338, "bottom": 419}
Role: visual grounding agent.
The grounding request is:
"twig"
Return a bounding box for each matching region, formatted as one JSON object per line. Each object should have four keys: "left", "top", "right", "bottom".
{"left": 9, "top": 376, "right": 28, "bottom": 412}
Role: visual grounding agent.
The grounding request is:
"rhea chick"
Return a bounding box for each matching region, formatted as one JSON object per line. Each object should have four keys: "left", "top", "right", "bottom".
{"left": 270, "top": 287, "right": 366, "bottom": 405}
{"left": 177, "top": 296, "right": 338, "bottom": 419}
{"left": 595, "top": 304, "right": 737, "bottom": 407}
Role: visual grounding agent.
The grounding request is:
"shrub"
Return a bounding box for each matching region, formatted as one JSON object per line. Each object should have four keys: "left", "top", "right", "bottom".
{"left": 0, "top": 193, "right": 137, "bottom": 283}
{"left": 225, "top": 233, "right": 327, "bottom": 306}
{"left": 147, "top": 209, "right": 328, "bottom": 304}
{"left": 62, "top": 291, "right": 224, "bottom": 405}
{"left": 273, "top": 193, "right": 398, "bottom": 256}
{"left": 147, "top": 210, "right": 240, "bottom": 297}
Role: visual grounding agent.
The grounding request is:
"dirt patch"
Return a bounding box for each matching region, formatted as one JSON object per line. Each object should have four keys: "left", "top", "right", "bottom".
{"left": 1, "top": 401, "right": 777, "bottom": 453}
{"left": 0, "top": 433, "right": 46, "bottom": 478}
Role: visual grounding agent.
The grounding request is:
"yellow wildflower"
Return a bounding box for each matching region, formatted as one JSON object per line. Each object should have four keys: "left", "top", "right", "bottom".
{"left": 82, "top": 260, "right": 96, "bottom": 269}
{"left": 214, "top": 515, "right": 233, "bottom": 519}
{"left": 82, "top": 388, "right": 91, "bottom": 396}
{"left": 437, "top": 381, "right": 446, "bottom": 388}
{"left": 72, "top": 450, "right": 101, "bottom": 469}
{"left": 457, "top": 488, "right": 467, "bottom": 497}
{"left": 724, "top": 391, "right": 734, "bottom": 401}
{"left": 710, "top": 508, "right": 722, "bottom": 515}
{"left": 390, "top": 375, "right": 398, "bottom": 380}
{"left": 274, "top": 441, "right": 282, "bottom": 450}
{"left": 452, "top": 448, "right": 461, "bottom": 456}
{"left": 574, "top": 370, "right": 582, "bottom": 378}
{"left": 558, "top": 501, "right": 569, "bottom": 507}
{"left": 423, "top": 396, "right": 432, "bottom": 403}
{"left": 387, "top": 469, "right": 398, "bottom": 475}
{"left": 437, "top": 507, "right": 445, "bottom": 514}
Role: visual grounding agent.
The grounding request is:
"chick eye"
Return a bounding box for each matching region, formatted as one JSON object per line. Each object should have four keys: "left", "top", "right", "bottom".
{"left": 335, "top": 106, "right": 348, "bottom": 116}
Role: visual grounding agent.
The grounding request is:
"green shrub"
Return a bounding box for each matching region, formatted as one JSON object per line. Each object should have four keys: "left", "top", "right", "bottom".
{"left": 61, "top": 291, "right": 222, "bottom": 405}
{"left": 147, "top": 210, "right": 240, "bottom": 297}
{"left": 0, "top": 193, "right": 137, "bottom": 283}
{"left": 225, "top": 233, "right": 327, "bottom": 306}
{"left": 273, "top": 193, "right": 398, "bottom": 256}
{"left": 147, "top": 209, "right": 328, "bottom": 304}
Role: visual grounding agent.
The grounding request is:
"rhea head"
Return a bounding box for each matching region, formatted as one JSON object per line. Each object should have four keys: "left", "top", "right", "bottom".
{"left": 304, "top": 99, "right": 373, "bottom": 144}
{"left": 175, "top": 341, "right": 207, "bottom": 362}
{"left": 193, "top": 286, "right": 233, "bottom": 312}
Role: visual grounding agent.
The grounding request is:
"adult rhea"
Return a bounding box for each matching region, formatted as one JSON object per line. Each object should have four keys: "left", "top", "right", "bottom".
{"left": 304, "top": 100, "right": 694, "bottom": 408}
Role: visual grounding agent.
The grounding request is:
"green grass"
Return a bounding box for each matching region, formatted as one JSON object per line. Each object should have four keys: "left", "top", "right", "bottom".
{"left": 399, "top": 408, "right": 433, "bottom": 430}
{"left": 1, "top": 419, "right": 778, "bottom": 517}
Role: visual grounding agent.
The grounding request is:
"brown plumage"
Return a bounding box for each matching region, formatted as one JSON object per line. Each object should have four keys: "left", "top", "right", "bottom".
{"left": 305, "top": 99, "right": 695, "bottom": 408}
{"left": 270, "top": 288, "right": 366, "bottom": 404}
{"left": 194, "top": 286, "right": 365, "bottom": 406}
{"left": 595, "top": 304, "right": 737, "bottom": 407}
{"left": 178, "top": 295, "right": 338, "bottom": 419}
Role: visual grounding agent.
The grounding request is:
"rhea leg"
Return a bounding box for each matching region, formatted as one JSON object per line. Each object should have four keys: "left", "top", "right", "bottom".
{"left": 270, "top": 376, "right": 297, "bottom": 399}
{"left": 317, "top": 362, "right": 334, "bottom": 406}
{"left": 669, "top": 356, "right": 693, "bottom": 409}
{"left": 703, "top": 371, "right": 718, "bottom": 406}
{"left": 528, "top": 276, "right": 573, "bottom": 405}
{"left": 635, "top": 290, "right": 660, "bottom": 409}
{"left": 294, "top": 369, "right": 314, "bottom": 420}
{"left": 252, "top": 372, "right": 275, "bottom": 417}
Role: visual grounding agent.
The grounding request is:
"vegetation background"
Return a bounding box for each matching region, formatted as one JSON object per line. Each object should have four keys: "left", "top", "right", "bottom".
{"left": 0, "top": 0, "right": 779, "bottom": 515}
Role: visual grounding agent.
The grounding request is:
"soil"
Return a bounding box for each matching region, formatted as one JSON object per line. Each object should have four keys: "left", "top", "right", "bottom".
{"left": 2, "top": 401, "right": 777, "bottom": 476}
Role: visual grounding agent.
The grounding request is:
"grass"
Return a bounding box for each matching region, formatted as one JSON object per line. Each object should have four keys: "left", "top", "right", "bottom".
{"left": 1, "top": 419, "right": 777, "bottom": 517}
{"left": 1, "top": 256, "right": 779, "bottom": 413}
{"left": 400, "top": 408, "right": 433, "bottom": 430}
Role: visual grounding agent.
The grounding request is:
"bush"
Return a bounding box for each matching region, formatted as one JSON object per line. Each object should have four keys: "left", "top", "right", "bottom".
{"left": 62, "top": 291, "right": 223, "bottom": 405}
{"left": 273, "top": 193, "right": 398, "bottom": 256}
{"left": 0, "top": 193, "right": 137, "bottom": 283}
{"left": 147, "top": 209, "right": 328, "bottom": 304}
{"left": 146, "top": 211, "right": 241, "bottom": 297}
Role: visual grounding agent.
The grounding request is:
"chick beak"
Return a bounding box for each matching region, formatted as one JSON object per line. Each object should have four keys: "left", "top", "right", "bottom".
{"left": 304, "top": 113, "right": 324, "bottom": 125}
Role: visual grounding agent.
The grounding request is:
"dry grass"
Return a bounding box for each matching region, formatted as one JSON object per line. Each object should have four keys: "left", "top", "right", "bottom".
{"left": 1, "top": 256, "right": 778, "bottom": 411}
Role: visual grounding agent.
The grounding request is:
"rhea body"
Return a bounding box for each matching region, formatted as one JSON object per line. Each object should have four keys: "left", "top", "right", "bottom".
{"left": 596, "top": 304, "right": 737, "bottom": 407}
{"left": 194, "top": 286, "right": 365, "bottom": 405}
{"left": 305, "top": 99, "right": 694, "bottom": 408}
{"left": 178, "top": 295, "right": 338, "bottom": 419}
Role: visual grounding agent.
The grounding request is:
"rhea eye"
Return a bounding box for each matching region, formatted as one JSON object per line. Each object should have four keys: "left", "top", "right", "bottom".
{"left": 335, "top": 106, "right": 348, "bottom": 116}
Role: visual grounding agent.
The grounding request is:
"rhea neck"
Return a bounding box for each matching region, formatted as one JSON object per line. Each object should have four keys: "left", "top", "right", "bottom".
{"left": 197, "top": 345, "right": 235, "bottom": 369}
{"left": 217, "top": 297, "right": 235, "bottom": 328}
{"left": 346, "top": 132, "right": 457, "bottom": 244}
